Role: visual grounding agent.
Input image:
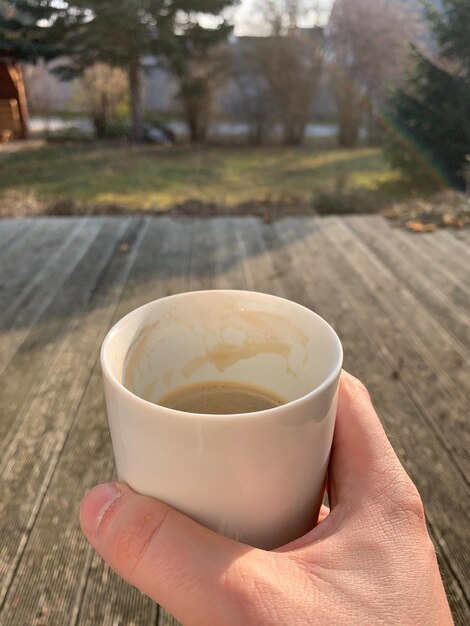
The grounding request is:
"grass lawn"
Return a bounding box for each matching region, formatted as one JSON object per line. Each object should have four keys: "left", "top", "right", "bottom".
{"left": 0, "top": 142, "right": 417, "bottom": 211}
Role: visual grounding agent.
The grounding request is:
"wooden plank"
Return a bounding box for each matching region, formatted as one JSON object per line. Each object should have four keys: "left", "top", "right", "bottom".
{"left": 385, "top": 220, "right": 470, "bottom": 299}
{"left": 210, "top": 218, "right": 247, "bottom": 290}
{"left": 78, "top": 219, "right": 193, "bottom": 626}
{"left": 0, "top": 218, "right": 17, "bottom": 242}
{"left": 0, "top": 220, "right": 90, "bottom": 331}
{"left": 158, "top": 612, "right": 182, "bottom": 626}
{"left": 0, "top": 219, "right": 132, "bottom": 608}
{"left": 130, "top": 217, "right": 193, "bottom": 300}
{"left": 319, "top": 217, "right": 470, "bottom": 480}
{"left": 362, "top": 217, "right": 470, "bottom": 314}
{"left": 409, "top": 229, "right": 470, "bottom": 287}
{"left": 346, "top": 217, "right": 470, "bottom": 352}
{"left": 433, "top": 229, "right": 470, "bottom": 269}
{"left": 0, "top": 219, "right": 48, "bottom": 285}
{"left": 0, "top": 219, "right": 102, "bottom": 376}
{"left": 271, "top": 217, "right": 469, "bottom": 623}
{"left": 0, "top": 219, "right": 78, "bottom": 306}
{"left": 1, "top": 216, "right": 468, "bottom": 626}
{"left": 188, "top": 219, "right": 212, "bottom": 291}
{"left": 0, "top": 219, "right": 120, "bottom": 450}
{"left": 0, "top": 218, "right": 28, "bottom": 252}
{"left": 237, "top": 217, "right": 285, "bottom": 297}
{"left": 345, "top": 218, "right": 470, "bottom": 366}
{"left": 392, "top": 228, "right": 470, "bottom": 298}
{"left": 0, "top": 217, "right": 155, "bottom": 626}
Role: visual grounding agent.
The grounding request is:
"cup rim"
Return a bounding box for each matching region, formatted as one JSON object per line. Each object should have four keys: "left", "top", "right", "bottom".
{"left": 101, "top": 290, "right": 343, "bottom": 420}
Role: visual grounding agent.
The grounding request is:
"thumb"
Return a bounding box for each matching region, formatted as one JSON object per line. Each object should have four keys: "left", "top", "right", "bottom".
{"left": 80, "top": 483, "right": 254, "bottom": 625}
{"left": 328, "top": 371, "right": 408, "bottom": 510}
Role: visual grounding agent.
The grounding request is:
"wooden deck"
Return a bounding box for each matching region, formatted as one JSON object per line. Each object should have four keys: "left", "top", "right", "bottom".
{"left": 0, "top": 216, "right": 468, "bottom": 626}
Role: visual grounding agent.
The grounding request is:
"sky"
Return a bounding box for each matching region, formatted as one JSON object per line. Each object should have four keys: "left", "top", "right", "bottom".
{"left": 233, "top": 0, "right": 334, "bottom": 35}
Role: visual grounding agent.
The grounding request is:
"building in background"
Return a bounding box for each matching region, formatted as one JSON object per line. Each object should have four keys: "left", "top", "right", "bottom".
{"left": 23, "top": 0, "right": 441, "bottom": 129}
{"left": 24, "top": 31, "right": 335, "bottom": 124}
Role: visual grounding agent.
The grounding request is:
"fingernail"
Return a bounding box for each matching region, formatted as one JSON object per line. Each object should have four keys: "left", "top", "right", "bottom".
{"left": 80, "top": 482, "right": 123, "bottom": 536}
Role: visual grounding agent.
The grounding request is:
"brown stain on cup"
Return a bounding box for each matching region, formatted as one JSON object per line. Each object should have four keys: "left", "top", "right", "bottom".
{"left": 123, "top": 293, "right": 309, "bottom": 396}
{"left": 181, "top": 339, "right": 293, "bottom": 377}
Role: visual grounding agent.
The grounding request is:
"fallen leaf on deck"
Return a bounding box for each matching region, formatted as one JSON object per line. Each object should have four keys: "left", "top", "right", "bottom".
{"left": 405, "top": 221, "right": 437, "bottom": 233}
{"left": 119, "top": 242, "right": 129, "bottom": 253}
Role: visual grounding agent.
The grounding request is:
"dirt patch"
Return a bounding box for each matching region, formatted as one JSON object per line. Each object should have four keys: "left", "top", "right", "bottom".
{"left": 0, "top": 192, "right": 316, "bottom": 223}
{"left": 0, "top": 190, "right": 47, "bottom": 217}
{"left": 0, "top": 139, "right": 45, "bottom": 159}
{"left": 1, "top": 188, "right": 469, "bottom": 230}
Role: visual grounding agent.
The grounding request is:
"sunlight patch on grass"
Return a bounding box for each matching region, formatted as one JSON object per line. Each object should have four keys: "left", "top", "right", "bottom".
{"left": 0, "top": 144, "right": 412, "bottom": 210}
{"left": 350, "top": 170, "right": 402, "bottom": 189}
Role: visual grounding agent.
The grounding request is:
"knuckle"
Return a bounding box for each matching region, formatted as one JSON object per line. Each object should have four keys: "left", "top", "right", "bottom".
{"left": 222, "top": 555, "right": 259, "bottom": 598}
{"left": 394, "top": 480, "right": 427, "bottom": 526}
{"left": 221, "top": 553, "right": 278, "bottom": 611}
{"left": 375, "top": 472, "right": 428, "bottom": 533}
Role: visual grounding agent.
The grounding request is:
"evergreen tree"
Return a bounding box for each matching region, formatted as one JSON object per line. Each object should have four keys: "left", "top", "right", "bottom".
{"left": 0, "top": 0, "right": 235, "bottom": 141}
{"left": 0, "top": 0, "right": 61, "bottom": 61}
{"left": 386, "top": 0, "right": 470, "bottom": 189}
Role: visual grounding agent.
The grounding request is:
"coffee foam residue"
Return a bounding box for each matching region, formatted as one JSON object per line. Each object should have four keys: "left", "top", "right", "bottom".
{"left": 163, "top": 369, "right": 173, "bottom": 388}
{"left": 179, "top": 296, "right": 308, "bottom": 377}
{"left": 123, "top": 293, "right": 310, "bottom": 392}
{"left": 181, "top": 340, "right": 293, "bottom": 377}
{"left": 123, "top": 320, "right": 160, "bottom": 390}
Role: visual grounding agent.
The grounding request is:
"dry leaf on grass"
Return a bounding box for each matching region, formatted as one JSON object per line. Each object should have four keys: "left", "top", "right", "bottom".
{"left": 443, "top": 213, "right": 470, "bottom": 228}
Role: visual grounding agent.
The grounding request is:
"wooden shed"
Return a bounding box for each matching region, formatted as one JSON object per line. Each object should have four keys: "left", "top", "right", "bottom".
{"left": 0, "top": 57, "right": 29, "bottom": 141}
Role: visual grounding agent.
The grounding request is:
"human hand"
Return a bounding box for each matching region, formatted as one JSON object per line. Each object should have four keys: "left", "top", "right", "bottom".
{"left": 80, "top": 371, "right": 453, "bottom": 625}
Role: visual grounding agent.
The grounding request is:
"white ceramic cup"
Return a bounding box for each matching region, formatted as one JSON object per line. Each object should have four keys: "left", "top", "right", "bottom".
{"left": 101, "top": 290, "right": 342, "bottom": 550}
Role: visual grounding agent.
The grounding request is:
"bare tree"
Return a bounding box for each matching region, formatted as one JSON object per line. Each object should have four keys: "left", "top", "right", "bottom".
{"left": 173, "top": 45, "right": 230, "bottom": 144}
{"left": 74, "top": 64, "right": 128, "bottom": 138}
{"left": 245, "top": 0, "right": 324, "bottom": 145}
{"left": 248, "top": 0, "right": 323, "bottom": 36}
{"left": 328, "top": 0, "right": 420, "bottom": 147}
{"left": 224, "top": 39, "right": 278, "bottom": 145}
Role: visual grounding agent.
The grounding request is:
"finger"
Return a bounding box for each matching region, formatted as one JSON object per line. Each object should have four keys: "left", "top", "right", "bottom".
{"left": 328, "top": 371, "right": 404, "bottom": 510}
{"left": 80, "top": 482, "right": 257, "bottom": 625}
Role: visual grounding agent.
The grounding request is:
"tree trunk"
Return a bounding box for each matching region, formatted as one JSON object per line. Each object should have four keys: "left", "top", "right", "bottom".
{"left": 188, "top": 116, "right": 199, "bottom": 143}
{"left": 93, "top": 92, "right": 108, "bottom": 139}
{"left": 338, "top": 115, "right": 360, "bottom": 148}
{"left": 188, "top": 117, "right": 208, "bottom": 143}
{"left": 333, "top": 78, "right": 363, "bottom": 148}
{"left": 282, "top": 119, "right": 305, "bottom": 145}
{"left": 185, "top": 97, "right": 209, "bottom": 144}
{"left": 250, "top": 121, "right": 265, "bottom": 145}
{"left": 365, "top": 108, "right": 383, "bottom": 146}
{"left": 129, "top": 61, "right": 144, "bottom": 142}
{"left": 93, "top": 115, "right": 107, "bottom": 139}
{"left": 337, "top": 101, "right": 363, "bottom": 147}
